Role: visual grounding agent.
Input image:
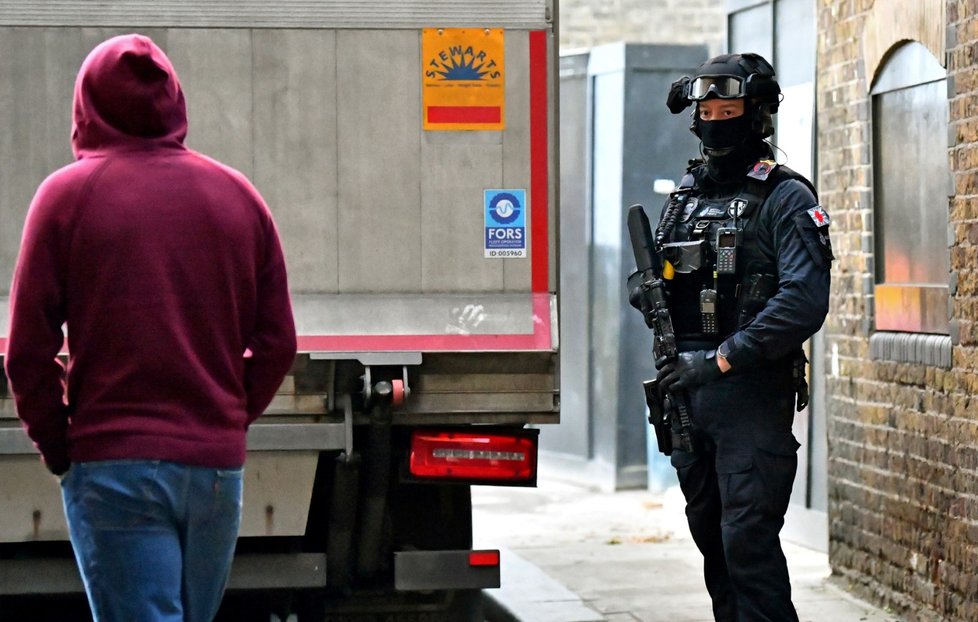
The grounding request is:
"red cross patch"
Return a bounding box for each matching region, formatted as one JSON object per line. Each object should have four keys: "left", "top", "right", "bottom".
{"left": 807, "top": 206, "right": 830, "bottom": 226}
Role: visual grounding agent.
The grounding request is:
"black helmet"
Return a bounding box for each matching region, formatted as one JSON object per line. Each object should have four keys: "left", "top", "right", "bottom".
{"left": 667, "top": 52, "right": 781, "bottom": 138}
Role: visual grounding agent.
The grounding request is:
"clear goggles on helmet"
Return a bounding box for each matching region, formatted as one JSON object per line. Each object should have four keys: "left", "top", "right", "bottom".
{"left": 686, "top": 75, "right": 746, "bottom": 100}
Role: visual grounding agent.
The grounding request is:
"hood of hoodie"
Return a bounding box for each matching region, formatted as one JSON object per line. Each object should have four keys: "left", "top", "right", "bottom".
{"left": 72, "top": 34, "right": 187, "bottom": 158}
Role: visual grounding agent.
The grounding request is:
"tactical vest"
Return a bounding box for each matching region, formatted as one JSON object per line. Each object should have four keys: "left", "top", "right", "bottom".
{"left": 655, "top": 159, "right": 818, "bottom": 341}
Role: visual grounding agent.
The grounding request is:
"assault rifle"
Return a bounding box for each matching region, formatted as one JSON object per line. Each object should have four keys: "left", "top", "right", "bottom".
{"left": 626, "top": 204, "right": 695, "bottom": 455}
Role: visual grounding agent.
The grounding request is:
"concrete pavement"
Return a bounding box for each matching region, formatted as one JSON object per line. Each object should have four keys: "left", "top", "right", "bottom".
{"left": 473, "top": 475, "right": 898, "bottom": 622}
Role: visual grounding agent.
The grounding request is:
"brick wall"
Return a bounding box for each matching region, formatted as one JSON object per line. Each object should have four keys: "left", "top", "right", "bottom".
{"left": 820, "top": 1, "right": 978, "bottom": 620}
{"left": 560, "top": 0, "right": 724, "bottom": 55}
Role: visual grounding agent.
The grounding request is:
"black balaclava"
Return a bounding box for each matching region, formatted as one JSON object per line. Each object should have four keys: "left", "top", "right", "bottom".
{"left": 699, "top": 109, "right": 762, "bottom": 184}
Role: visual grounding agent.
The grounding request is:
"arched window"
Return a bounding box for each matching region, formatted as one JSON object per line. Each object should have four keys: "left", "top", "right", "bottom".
{"left": 871, "top": 41, "right": 950, "bottom": 337}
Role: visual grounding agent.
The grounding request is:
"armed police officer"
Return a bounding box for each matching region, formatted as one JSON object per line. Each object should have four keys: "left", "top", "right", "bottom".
{"left": 630, "top": 53, "right": 832, "bottom": 621}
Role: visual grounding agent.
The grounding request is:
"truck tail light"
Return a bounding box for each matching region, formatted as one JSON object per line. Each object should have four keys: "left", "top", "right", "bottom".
{"left": 409, "top": 429, "right": 538, "bottom": 485}
{"left": 468, "top": 550, "right": 500, "bottom": 567}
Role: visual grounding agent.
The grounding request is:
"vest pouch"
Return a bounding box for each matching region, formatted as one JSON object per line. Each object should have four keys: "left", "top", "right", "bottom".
{"left": 737, "top": 272, "right": 778, "bottom": 327}
{"left": 661, "top": 240, "right": 709, "bottom": 274}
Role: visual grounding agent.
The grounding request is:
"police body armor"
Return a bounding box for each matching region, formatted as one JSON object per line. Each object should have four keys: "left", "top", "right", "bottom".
{"left": 656, "top": 158, "right": 818, "bottom": 407}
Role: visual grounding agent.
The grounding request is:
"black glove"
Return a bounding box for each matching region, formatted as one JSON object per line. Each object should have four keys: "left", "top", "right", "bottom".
{"left": 657, "top": 350, "right": 722, "bottom": 395}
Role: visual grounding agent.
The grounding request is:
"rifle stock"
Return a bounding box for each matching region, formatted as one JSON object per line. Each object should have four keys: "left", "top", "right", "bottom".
{"left": 626, "top": 205, "right": 677, "bottom": 366}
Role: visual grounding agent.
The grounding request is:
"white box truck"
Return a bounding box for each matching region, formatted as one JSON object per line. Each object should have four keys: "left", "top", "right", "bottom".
{"left": 0, "top": 2, "right": 559, "bottom": 620}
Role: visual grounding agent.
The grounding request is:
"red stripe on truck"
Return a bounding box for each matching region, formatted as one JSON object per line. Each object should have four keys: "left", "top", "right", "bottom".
{"left": 427, "top": 106, "right": 501, "bottom": 124}
{"left": 529, "top": 29, "right": 549, "bottom": 294}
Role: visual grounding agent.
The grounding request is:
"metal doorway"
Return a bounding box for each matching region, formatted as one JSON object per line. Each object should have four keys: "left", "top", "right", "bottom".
{"left": 728, "top": 0, "right": 828, "bottom": 551}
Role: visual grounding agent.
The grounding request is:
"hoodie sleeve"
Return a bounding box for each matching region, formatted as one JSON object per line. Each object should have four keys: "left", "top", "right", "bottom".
{"left": 4, "top": 174, "right": 74, "bottom": 475}
{"left": 243, "top": 205, "right": 297, "bottom": 425}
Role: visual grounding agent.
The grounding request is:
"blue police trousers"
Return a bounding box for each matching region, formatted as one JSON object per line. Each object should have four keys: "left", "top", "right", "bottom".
{"left": 670, "top": 350, "right": 801, "bottom": 622}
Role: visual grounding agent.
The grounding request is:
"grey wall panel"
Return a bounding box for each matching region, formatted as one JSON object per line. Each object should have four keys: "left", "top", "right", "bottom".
{"left": 501, "top": 31, "right": 532, "bottom": 292}
{"left": 728, "top": 3, "right": 773, "bottom": 61}
{"left": 544, "top": 52, "right": 590, "bottom": 459}
{"left": 252, "top": 29, "right": 338, "bottom": 294}
{"left": 0, "top": 27, "right": 167, "bottom": 294}
{"left": 774, "top": 0, "right": 814, "bottom": 88}
{"left": 420, "top": 139, "right": 505, "bottom": 292}
{"left": 167, "top": 29, "right": 253, "bottom": 178}
{"left": 0, "top": 1, "right": 549, "bottom": 29}
{"left": 588, "top": 66, "right": 625, "bottom": 487}
{"left": 0, "top": 28, "right": 66, "bottom": 294}
{"left": 336, "top": 30, "right": 421, "bottom": 293}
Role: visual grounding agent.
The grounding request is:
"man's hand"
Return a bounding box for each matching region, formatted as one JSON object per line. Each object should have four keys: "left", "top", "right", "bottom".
{"left": 47, "top": 458, "right": 71, "bottom": 479}
{"left": 716, "top": 350, "right": 732, "bottom": 373}
{"left": 656, "top": 350, "right": 723, "bottom": 394}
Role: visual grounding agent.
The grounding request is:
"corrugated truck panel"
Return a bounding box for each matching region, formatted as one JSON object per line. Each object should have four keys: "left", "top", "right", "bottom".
{"left": 336, "top": 29, "right": 424, "bottom": 292}
{"left": 252, "top": 29, "right": 340, "bottom": 293}
{"left": 0, "top": 1, "right": 550, "bottom": 29}
{"left": 0, "top": 24, "right": 555, "bottom": 352}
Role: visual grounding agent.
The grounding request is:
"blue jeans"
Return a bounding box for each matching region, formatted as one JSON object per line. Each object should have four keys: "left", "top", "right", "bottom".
{"left": 61, "top": 460, "right": 243, "bottom": 622}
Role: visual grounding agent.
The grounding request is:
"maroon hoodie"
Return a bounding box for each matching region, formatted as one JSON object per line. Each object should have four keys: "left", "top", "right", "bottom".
{"left": 5, "top": 34, "right": 297, "bottom": 473}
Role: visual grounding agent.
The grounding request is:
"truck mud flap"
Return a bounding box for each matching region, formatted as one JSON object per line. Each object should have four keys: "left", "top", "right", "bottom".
{"left": 0, "top": 558, "right": 84, "bottom": 595}
{"left": 393, "top": 550, "right": 500, "bottom": 591}
{"left": 226, "top": 553, "right": 327, "bottom": 590}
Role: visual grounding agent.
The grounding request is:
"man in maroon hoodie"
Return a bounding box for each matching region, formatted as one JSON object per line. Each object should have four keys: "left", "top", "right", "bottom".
{"left": 4, "top": 34, "right": 297, "bottom": 622}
